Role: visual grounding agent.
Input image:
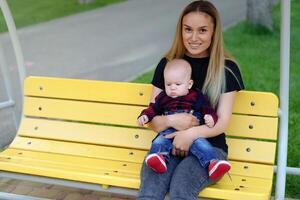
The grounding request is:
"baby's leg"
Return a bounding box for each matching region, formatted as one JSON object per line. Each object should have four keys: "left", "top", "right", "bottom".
{"left": 189, "top": 138, "right": 231, "bottom": 181}
{"left": 189, "top": 138, "right": 216, "bottom": 168}
{"left": 146, "top": 128, "right": 175, "bottom": 173}
{"left": 149, "top": 128, "right": 175, "bottom": 156}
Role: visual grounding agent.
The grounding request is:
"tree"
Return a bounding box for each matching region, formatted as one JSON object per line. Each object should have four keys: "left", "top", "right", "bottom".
{"left": 247, "top": 0, "right": 275, "bottom": 31}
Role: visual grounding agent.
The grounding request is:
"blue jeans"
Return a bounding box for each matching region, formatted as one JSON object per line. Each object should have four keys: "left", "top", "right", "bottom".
{"left": 149, "top": 128, "right": 217, "bottom": 168}
{"left": 138, "top": 147, "right": 228, "bottom": 200}
{"left": 149, "top": 111, "right": 217, "bottom": 168}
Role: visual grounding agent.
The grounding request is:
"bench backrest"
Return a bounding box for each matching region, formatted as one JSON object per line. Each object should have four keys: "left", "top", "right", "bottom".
{"left": 11, "top": 76, "right": 279, "bottom": 182}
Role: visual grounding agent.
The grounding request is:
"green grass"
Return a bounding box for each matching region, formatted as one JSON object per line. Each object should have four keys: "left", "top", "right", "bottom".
{"left": 133, "top": 1, "right": 300, "bottom": 198}
{"left": 0, "top": 0, "right": 124, "bottom": 33}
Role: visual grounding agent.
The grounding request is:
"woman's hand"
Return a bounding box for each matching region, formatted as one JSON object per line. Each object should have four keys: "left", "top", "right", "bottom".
{"left": 168, "top": 113, "right": 199, "bottom": 131}
{"left": 165, "top": 128, "right": 197, "bottom": 157}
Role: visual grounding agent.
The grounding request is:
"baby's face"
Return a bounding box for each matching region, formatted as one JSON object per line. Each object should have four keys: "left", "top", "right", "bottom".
{"left": 164, "top": 67, "right": 193, "bottom": 98}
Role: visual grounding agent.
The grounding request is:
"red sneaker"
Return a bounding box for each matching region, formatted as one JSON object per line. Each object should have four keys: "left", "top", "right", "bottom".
{"left": 208, "top": 160, "right": 231, "bottom": 181}
{"left": 145, "top": 153, "right": 167, "bottom": 173}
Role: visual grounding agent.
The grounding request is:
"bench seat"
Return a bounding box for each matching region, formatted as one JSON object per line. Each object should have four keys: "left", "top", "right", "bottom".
{"left": 0, "top": 76, "right": 279, "bottom": 200}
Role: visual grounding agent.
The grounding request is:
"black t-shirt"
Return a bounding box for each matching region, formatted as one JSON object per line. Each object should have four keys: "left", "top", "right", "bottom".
{"left": 151, "top": 55, "right": 245, "bottom": 153}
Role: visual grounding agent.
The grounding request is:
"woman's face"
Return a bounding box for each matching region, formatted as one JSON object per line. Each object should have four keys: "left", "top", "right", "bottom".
{"left": 182, "top": 11, "right": 214, "bottom": 58}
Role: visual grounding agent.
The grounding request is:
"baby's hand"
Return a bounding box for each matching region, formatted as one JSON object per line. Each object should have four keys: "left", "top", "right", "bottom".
{"left": 137, "top": 115, "right": 149, "bottom": 127}
{"left": 204, "top": 114, "right": 215, "bottom": 128}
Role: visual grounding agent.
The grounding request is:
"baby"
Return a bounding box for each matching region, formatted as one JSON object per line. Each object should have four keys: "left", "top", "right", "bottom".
{"left": 137, "top": 59, "right": 230, "bottom": 181}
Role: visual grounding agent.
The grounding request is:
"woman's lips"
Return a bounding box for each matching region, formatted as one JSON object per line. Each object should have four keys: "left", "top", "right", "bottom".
{"left": 189, "top": 43, "right": 201, "bottom": 48}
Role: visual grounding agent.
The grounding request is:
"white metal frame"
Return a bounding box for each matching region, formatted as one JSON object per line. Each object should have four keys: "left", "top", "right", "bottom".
{"left": 0, "top": 39, "right": 17, "bottom": 128}
{"left": 0, "top": 172, "right": 138, "bottom": 197}
{"left": 0, "top": 0, "right": 299, "bottom": 199}
{"left": 0, "top": 0, "right": 26, "bottom": 127}
{"left": 275, "top": 0, "right": 291, "bottom": 199}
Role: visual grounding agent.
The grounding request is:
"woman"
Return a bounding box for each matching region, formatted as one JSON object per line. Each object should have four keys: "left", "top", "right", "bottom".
{"left": 138, "top": 1, "right": 244, "bottom": 199}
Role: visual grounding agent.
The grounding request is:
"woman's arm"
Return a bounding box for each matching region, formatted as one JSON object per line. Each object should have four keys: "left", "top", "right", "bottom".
{"left": 166, "top": 91, "right": 237, "bottom": 154}
{"left": 147, "top": 86, "right": 199, "bottom": 132}
{"left": 192, "top": 91, "right": 236, "bottom": 138}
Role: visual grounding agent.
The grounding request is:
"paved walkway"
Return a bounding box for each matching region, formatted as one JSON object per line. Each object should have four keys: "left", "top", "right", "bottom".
{"left": 0, "top": 178, "right": 135, "bottom": 200}
{"left": 0, "top": 0, "right": 250, "bottom": 199}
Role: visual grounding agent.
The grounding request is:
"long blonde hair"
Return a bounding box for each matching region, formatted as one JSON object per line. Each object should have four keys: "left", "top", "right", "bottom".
{"left": 165, "top": 0, "right": 226, "bottom": 108}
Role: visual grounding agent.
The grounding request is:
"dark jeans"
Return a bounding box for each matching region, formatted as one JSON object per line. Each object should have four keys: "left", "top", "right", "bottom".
{"left": 138, "top": 147, "right": 228, "bottom": 200}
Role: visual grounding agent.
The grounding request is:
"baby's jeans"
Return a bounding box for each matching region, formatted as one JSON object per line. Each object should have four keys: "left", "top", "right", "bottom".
{"left": 148, "top": 111, "right": 217, "bottom": 168}
{"left": 149, "top": 128, "right": 217, "bottom": 168}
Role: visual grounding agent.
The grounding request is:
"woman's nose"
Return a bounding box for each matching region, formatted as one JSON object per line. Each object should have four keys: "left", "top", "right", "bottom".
{"left": 191, "top": 32, "right": 198, "bottom": 41}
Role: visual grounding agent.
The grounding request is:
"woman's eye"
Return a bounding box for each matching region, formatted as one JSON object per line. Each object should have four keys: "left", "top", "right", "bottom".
{"left": 176, "top": 83, "right": 181, "bottom": 86}
{"left": 199, "top": 29, "right": 207, "bottom": 33}
{"left": 184, "top": 27, "right": 192, "bottom": 33}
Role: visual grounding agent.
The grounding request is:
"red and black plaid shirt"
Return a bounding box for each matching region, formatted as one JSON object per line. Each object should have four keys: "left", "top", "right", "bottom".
{"left": 139, "top": 89, "right": 217, "bottom": 124}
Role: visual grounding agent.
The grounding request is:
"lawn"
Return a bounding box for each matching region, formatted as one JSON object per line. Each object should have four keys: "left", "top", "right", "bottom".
{"left": 133, "top": 1, "right": 300, "bottom": 198}
{"left": 0, "top": 0, "right": 124, "bottom": 33}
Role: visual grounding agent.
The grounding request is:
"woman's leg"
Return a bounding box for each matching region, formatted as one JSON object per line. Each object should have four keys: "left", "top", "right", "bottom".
{"left": 137, "top": 155, "right": 182, "bottom": 200}
{"left": 169, "top": 148, "right": 227, "bottom": 200}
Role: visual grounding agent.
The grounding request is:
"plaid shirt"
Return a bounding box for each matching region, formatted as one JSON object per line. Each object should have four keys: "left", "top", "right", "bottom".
{"left": 139, "top": 89, "right": 217, "bottom": 124}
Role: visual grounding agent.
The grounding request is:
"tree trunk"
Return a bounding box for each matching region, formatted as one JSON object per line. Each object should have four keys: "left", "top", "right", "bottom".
{"left": 247, "top": 0, "right": 274, "bottom": 31}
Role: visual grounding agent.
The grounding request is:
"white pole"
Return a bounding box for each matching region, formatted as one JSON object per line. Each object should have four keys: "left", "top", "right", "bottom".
{"left": 275, "top": 0, "right": 290, "bottom": 199}
{"left": 274, "top": 166, "right": 300, "bottom": 176}
{"left": 0, "top": 101, "right": 14, "bottom": 110}
{"left": 0, "top": 0, "right": 26, "bottom": 126}
{"left": 0, "top": 42, "right": 17, "bottom": 129}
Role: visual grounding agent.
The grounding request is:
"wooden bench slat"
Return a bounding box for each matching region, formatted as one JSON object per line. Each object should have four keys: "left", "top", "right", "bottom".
{"left": 226, "top": 114, "right": 278, "bottom": 140}
{"left": 0, "top": 154, "right": 139, "bottom": 179}
{"left": 200, "top": 184, "right": 271, "bottom": 200}
{"left": 229, "top": 161, "right": 273, "bottom": 179}
{"left": 10, "top": 137, "right": 148, "bottom": 163}
{"left": 227, "top": 138, "right": 276, "bottom": 164}
{"left": 25, "top": 76, "right": 152, "bottom": 106}
{"left": 234, "top": 91, "right": 278, "bottom": 117}
{"left": 24, "top": 96, "right": 144, "bottom": 127}
{"left": 0, "top": 157, "right": 140, "bottom": 189}
{"left": 19, "top": 118, "right": 155, "bottom": 150}
{"left": 0, "top": 148, "right": 141, "bottom": 175}
{"left": 216, "top": 174, "right": 272, "bottom": 188}
{"left": 0, "top": 149, "right": 274, "bottom": 179}
{"left": 25, "top": 76, "right": 278, "bottom": 117}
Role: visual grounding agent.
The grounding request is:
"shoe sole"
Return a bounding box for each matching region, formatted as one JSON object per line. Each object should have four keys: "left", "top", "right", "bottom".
{"left": 145, "top": 154, "right": 167, "bottom": 173}
{"left": 209, "top": 160, "right": 231, "bottom": 180}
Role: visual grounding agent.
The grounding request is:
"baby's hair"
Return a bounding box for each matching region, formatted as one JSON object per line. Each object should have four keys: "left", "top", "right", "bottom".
{"left": 164, "top": 59, "right": 192, "bottom": 79}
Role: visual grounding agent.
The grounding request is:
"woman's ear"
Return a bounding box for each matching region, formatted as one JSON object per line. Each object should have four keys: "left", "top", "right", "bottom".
{"left": 188, "top": 79, "right": 194, "bottom": 89}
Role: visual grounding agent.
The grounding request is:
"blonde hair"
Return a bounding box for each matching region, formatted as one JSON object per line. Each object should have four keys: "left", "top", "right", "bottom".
{"left": 165, "top": 0, "right": 226, "bottom": 108}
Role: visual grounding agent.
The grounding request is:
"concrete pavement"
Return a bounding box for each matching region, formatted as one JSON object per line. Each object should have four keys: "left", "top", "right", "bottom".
{"left": 0, "top": 0, "right": 248, "bottom": 199}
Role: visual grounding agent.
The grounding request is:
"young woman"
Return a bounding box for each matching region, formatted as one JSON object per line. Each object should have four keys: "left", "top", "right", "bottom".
{"left": 138, "top": 1, "right": 244, "bottom": 199}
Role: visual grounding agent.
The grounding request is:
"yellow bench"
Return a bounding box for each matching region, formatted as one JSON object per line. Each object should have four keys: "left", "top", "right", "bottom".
{"left": 0, "top": 76, "right": 279, "bottom": 200}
